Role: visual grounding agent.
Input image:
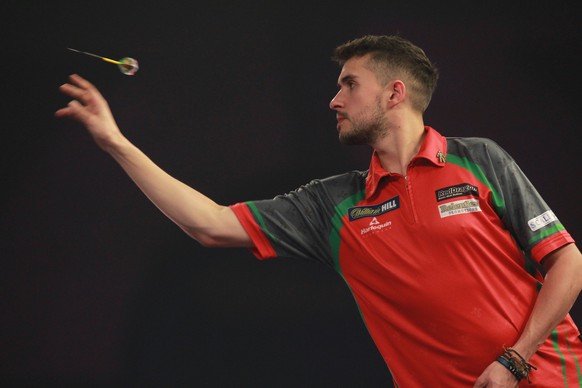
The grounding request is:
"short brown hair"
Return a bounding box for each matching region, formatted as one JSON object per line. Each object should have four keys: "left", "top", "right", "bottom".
{"left": 332, "top": 35, "right": 439, "bottom": 112}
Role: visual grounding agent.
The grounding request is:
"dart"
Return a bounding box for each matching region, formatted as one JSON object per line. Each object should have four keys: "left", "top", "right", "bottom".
{"left": 67, "top": 47, "right": 139, "bottom": 75}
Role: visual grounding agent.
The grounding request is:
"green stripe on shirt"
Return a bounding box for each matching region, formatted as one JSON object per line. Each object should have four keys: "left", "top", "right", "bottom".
{"left": 446, "top": 154, "right": 505, "bottom": 214}
{"left": 329, "top": 190, "right": 366, "bottom": 273}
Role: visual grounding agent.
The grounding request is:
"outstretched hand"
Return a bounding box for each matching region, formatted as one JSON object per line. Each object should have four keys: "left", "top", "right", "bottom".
{"left": 55, "top": 74, "right": 122, "bottom": 150}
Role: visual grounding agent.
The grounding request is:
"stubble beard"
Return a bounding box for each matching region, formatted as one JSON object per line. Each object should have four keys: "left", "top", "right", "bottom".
{"left": 338, "top": 99, "right": 389, "bottom": 146}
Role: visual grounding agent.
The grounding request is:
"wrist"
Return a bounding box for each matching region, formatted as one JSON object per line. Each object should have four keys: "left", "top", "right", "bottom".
{"left": 496, "top": 347, "right": 537, "bottom": 383}
{"left": 98, "top": 130, "right": 128, "bottom": 154}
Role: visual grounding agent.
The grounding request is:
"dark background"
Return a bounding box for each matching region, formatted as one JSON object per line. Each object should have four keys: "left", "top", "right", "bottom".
{"left": 2, "top": 2, "right": 581, "bottom": 386}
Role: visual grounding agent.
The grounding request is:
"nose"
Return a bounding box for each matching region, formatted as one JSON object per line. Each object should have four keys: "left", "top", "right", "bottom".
{"left": 329, "top": 90, "right": 343, "bottom": 110}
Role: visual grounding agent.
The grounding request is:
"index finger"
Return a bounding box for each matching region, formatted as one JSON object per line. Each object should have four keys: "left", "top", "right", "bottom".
{"left": 67, "top": 74, "right": 97, "bottom": 91}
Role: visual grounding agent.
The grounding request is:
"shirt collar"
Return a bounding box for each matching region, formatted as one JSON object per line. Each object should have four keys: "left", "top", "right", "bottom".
{"left": 365, "top": 126, "right": 448, "bottom": 199}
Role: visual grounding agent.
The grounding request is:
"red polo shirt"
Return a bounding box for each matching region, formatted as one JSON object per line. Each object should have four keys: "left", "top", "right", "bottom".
{"left": 230, "top": 127, "right": 580, "bottom": 386}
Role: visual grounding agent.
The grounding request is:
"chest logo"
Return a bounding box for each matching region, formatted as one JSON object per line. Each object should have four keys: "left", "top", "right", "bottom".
{"left": 438, "top": 199, "right": 481, "bottom": 218}
{"left": 348, "top": 196, "right": 400, "bottom": 221}
{"left": 436, "top": 183, "right": 479, "bottom": 202}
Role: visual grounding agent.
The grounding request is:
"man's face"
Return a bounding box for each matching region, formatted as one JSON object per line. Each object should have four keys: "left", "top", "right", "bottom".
{"left": 329, "top": 55, "right": 389, "bottom": 145}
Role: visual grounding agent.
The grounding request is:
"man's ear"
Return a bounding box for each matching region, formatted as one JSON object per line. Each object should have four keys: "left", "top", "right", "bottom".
{"left": 386, "top": 80, "right": 406, "bottom": 107}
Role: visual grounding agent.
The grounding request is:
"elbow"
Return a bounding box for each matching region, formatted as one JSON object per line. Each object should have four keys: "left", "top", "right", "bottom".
{"left": 177, "top": 207, "right": 249, "bottom": 249}
{"left": 182, "top": 228, "right": 221, "bottom": 248}
{"left": 543, "top": 243, "right": 582, "bottom": 290}
{"left": 181, "top": 226, "right": 232, "bottom": 248}
{"left": 196, "top": 234, "right": 225, "bottom": 248}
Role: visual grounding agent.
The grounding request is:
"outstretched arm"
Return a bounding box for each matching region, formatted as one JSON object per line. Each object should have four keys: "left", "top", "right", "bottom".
{"left": 55, "top": 74, "right": 252, "bottom": 248}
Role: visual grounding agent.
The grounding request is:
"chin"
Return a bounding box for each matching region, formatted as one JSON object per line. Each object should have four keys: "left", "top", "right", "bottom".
{"left": 339, "top": 134, "right": 358, "bottom": 145}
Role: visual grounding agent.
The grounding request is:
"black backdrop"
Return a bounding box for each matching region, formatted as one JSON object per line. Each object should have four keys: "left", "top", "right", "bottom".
{"left": 2, "top": 2, "right": 581, "bottom": 386}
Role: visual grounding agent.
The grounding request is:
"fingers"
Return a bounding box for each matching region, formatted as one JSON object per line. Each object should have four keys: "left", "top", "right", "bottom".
{"left": 56, "top": 74, "right": 106, "bottom": 117}
{"left": 58, "top": 74, "right": 103, "bottom": 102}
{"left": 55, "top": 83, "right": 92, "bottom": 121}
{"left": 59, "top": 79, "right": 89, "bottom": 101}
{"left": 54, "top": 100, "right": 87, "bottom": 121}
{"left": 68, "top": 73, "right": 96, "bottom": 91}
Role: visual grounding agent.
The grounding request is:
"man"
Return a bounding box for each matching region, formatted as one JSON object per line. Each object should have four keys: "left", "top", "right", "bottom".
{"left": 56, "top": 35, "right": 582, "bottom": 387}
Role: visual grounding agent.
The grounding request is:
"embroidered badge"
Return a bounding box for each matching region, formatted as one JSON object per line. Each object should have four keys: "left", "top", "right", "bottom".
{"left": 436, "top": 150, "right": 446, "bottom": 163}
{"left": 435, "top": 183, "right": 479, "bottom": 202}
{"left": 528, "top": 210, "right": 557, "bottom": 231}
{"left": 348, "top": 196, "right": 400, "bottom": 221}
{"left": 438, "top": 199, "right": 481, "bottom": 218}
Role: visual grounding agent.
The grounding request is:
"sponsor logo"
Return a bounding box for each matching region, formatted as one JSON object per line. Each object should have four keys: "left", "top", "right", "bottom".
{"left": 439, "top": 199, "right": 481, "bottom": 218}
{"left": 528, "top": 210, "right": 557, "bottom": 231}
{"left": 348, "top": 196, "right": 400, "bottom": 221}
{"left": 436, "top": 183, "right": 479, "bottom": 202}
{"left": 360, "top": 220, "right": 392, "bottom": 235}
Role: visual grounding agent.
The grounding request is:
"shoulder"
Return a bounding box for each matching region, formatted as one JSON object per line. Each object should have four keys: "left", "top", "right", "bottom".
{"left": 446, "top": 136, "right": 513, "bottom": 162}
{"left": 316, "top": 170, "right": 368, "bottom": 186}
{"left": 447, "top": 136, "right": 504, "bottom": 151}
{"left": 283, "top": 170, "right": 368, "bottom": 204}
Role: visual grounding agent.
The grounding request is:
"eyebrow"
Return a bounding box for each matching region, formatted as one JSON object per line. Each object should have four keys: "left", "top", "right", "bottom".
{"left": 338, "top": 74, "right": 358, "bottom": 87}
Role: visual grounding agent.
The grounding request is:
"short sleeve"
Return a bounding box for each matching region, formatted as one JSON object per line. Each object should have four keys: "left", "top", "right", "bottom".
{"left": 470, "top": 139, "right": 574, "bottom": 262}
{"left": 229, "top": 172, "right": 366, "bottom": 267}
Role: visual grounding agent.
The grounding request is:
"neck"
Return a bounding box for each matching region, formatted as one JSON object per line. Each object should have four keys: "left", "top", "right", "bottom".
{"left": 372, "top": 115, "right": 426, "bottom": 176}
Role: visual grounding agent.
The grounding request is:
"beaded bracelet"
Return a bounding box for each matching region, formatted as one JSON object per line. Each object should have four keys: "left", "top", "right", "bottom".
{"left": 496, "top": 347, "right": 537, "bottom": 383}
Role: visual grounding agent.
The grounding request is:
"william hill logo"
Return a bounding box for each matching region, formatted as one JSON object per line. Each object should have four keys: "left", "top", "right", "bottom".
{"left": 348, "top": 196, "right": 400, "bottom": 221}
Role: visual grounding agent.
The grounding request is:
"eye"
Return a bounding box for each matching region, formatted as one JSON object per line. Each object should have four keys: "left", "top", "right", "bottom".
{"left": 347, "top": 81, "right": 356, "bottom": 89}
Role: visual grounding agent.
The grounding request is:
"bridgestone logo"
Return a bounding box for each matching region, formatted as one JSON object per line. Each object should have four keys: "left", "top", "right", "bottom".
{"left": 438, "top": 199, "right": 481, "bottom": 218}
